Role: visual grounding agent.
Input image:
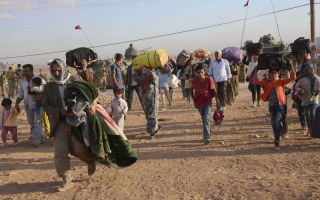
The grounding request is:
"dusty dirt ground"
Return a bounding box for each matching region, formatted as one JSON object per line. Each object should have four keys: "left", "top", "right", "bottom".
{"left": 0, "top": 82, "right": 320, "bottom": 200}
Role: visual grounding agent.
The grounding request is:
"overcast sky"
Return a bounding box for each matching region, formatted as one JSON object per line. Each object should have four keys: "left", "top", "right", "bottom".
{"left": 0, "top": 0, "right": 319, "bottom": 67}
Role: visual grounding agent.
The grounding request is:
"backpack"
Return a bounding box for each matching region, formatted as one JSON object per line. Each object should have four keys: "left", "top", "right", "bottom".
{"left": 292, "top": 37, "right": 311, "bottom": 56}
{"left": 312, "top": 106, "right": 320, "bottom": 138}
{"left": 177, "top": 50, "right": 191, "bottom": 67}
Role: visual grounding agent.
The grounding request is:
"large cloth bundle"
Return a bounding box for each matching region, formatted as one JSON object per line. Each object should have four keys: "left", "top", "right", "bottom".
{"left": 66, "top": 47, "right": 98, "bottom": 69}
{"left": 177, "top": 50, "right": 191, "bottom": 67}
{"left": 222, "top": 47, "right": 244, "bottom": 64}
{"left": 64, "top": 81, "right": 137, "bottom": 168}
{"left": 125, "top": 47, "right": 140, "bottom": 60}
{"left": 194, "top": 49, "right": 210, "bottom": 59}
{"left": 292, "top": 37, "right": 311, "bottom": 56}
{"left": 132, "top": 49, "right": 168, "bottom": 70}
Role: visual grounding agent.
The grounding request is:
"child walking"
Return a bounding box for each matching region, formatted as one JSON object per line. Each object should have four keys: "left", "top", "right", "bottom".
{"left": 184, "top": 73, "right": 192, "bottom": 102}
{"left": 253, "top": 61, "right": 296, "bottom": 151}
{"left": 110, "top": 88, "right": 128, "bottom": 132}
{"left": 1, "top": 98, "right": 19, "bottom": 147}
{"left": 28, "top": 77, "right": 44, "bottom": 123}
{"left": 190, "top": 64, "right": 220, "bottom": 145}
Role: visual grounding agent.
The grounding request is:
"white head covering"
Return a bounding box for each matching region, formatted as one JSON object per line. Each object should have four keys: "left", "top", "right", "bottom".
{"left": 49, "top": 58, "right": 71, "bottom": 85}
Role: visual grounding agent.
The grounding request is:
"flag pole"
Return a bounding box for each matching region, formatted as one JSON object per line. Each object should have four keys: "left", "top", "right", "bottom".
{"left": 240, "top": 4, "right": 249, "bottom": 48}
{"left": 75, "top": 25, "right": 100, "bottom": 60}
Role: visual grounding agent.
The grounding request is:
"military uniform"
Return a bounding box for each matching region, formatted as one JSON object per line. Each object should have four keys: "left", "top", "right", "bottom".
{"left": 239, "top": 64, "right": 248, "bottom": 83}
{"left": 39, "top": 74, "right": 49, "bottom": 82}
{"left": 99, "top": 65, "right": 108, "bottom": 91}
{"left": 15, "top": 68, "right": 23, "bottom": 96}
{"left": 0, "top": 73, "right": 7, "bottom": 97}
{"left": 6, "top": 69, "right": 16, "bottom": 98}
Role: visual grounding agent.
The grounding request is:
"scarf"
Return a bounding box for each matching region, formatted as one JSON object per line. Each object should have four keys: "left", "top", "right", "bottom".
{"left": 49, "top": 58, "right": 71, "bottom": 85}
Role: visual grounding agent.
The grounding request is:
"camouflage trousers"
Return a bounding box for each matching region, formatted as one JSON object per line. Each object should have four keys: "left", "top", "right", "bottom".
{"left": 0, "top": 85, "right": 6, "bottom": 96}
{"left": 15, "top": 79, "right": 22, "bottom": 95}
{"left": 8, "top": 79, "right": 15, "bottom": 97}
{"left": 99, "top": 77, "right": 107, "bottom": 90}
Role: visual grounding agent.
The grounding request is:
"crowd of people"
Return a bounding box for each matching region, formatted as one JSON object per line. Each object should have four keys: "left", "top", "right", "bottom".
{"left": 0, "top": 45, "right": 319, "bottom": 191}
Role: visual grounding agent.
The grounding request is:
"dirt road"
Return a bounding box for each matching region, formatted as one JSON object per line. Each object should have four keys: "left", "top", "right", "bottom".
{"left": 0, "top": 82, "right": 319, "bottom": 200}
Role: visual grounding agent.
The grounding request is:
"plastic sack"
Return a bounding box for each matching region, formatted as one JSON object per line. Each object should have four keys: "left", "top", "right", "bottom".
{"left": 222, "top": 47, "right": 244, "bottom": 64}
{"left": 177, "top": 50, "right": 191, "bottom": 67}
{"left": 125, "top": 47, "right": 140, "bottom": 60}
{"left": 169, "top": 74, "right": 180, "bottom": 88}
{"left": 132, "top": 49, "right": 168, "bottom": 70}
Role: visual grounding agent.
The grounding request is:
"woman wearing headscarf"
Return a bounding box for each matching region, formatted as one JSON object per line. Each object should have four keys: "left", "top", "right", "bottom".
{"left": 247, "top": 55, "right": 262, "bottom": 107}
{"left": 133, "top": 67, "right": 161, "bottom": 139}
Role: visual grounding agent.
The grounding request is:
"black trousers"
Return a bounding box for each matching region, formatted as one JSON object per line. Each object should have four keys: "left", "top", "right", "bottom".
{"left": 296, "top": 100, "right": 307, "bottom": 127}
{"left": 216, "top": 81, "right": 227, "bottom": 108}
{"left": 127, "top": 85, "right": 143, "bottom": 110}
{"left": 250, "top": 84, "right": 261, "bottom": 103}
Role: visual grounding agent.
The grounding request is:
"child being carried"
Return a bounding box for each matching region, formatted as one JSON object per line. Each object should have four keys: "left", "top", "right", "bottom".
{"left": 28, "top": 77, "right": 44, "bottom": 124}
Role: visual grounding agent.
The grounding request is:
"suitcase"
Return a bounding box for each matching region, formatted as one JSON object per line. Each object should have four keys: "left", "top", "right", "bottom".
{"left": 246, "top": 43, "right": 263, "bottom": 56}
{"left": 292, "top": 37, "right": 311, "bottom": 56}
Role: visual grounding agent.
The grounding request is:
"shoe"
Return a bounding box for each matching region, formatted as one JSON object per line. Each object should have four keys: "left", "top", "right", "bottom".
{"left": 149, "top": 135, "right": 155, "bottom": 140}
{"left": 204, "top": 139, "right": 211, "bottom": 145}
{"left": 274, "top": 146, "right": 281, "bottom": 151}
{"left": 88, "top": 162, "right": 96, "bottom": 176}
{"left": 155, "top": 125, "right": 162, "bottom": 134}
{"left": 302, "top": 126, "right": 307, "bottom": 130}
{"left": 32, "top": 143, "right": 40, "bottom": 148}
{"left": 13, "top": 142, "right": 18, "bottom": 146}
{"left": 283, "top": 132, "right": 289, "bottom": 139}
{"left": 252, "top": 102, "right": 257, "bottom": 107}
{"left": 57, "top": 179, "right": 74, "bottom": 192}
{"left": 274, "top": 142, "right": 280, "bottom": 151}
{"left": 258, "top": 101, "right": 261, "bottom": 106}
{"left": 0, "top": 143, "right": 7, "bottom": 147}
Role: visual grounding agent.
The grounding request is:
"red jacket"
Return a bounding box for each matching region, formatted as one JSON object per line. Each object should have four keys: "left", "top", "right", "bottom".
{"left": 253, "top": 72, "right": 296, "bottom": 105}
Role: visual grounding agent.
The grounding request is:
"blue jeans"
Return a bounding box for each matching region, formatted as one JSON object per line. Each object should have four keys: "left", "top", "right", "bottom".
{"left": 198, "top": 104, "right": 212, "bottom": 140}
{"left": 303, "top": 104, "right": 318, "bottom": 131}
{"left": 26, "top": 106, "right": 43, "bottom": 145}
{"left": 269, "top": 103, "right": 284, "bottom": 144}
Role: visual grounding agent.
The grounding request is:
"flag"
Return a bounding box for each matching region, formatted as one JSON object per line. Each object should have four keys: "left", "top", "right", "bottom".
{"left": 244, "top": 0, "right": 249, "bottom": 7}
{"left": 75, "top": 25, "right": 81, "bottom": 30}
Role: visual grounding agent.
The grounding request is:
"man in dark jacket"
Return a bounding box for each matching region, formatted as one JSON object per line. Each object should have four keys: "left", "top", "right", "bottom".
{"left": 42, "top": 59, "right": 96, "bottom": 192}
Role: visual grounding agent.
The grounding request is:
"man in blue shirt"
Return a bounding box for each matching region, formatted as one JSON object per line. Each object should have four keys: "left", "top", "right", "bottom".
{"left": 208, "top": 50, "right": 232, "bottom": 110}
{"left": 111, "top": 53, "right": 124, "bottom": 93}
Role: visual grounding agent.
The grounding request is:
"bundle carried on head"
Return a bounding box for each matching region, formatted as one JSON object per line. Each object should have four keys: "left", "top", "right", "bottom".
{"left": 257, "top": 53, "right": 293, "bottom": 70}
{"left": 222, "top": 47, "right": 244, "bottom": 64}
{"left": 132, "top": 49, "right": 168, "bottom": 69}
{"left": 125, "top": 46, "right": 140, "bottom": 60}
{"left": 177, "top": 50, "right": 191, "bottom": 67}
{"left": 66, "top": 47, "right": 98, "bottom": 69}
{"left": 194, "top": 49, "right": 210, "bottom": 60}
{"left": 291, "top": 37, "right": 311, "bottom": 56}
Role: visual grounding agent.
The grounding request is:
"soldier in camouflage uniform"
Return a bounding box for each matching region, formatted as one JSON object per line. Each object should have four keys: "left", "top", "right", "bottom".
{"left": 6, "top": 67, "right": 16, "bottom": 99}
{"left": 99, "top": 64, "right": 108, "bottom": 92}
{"left": 15, "top": 64, "right": 23, "bottom": 96}
{"left": 0, "top": 71, "right": 7, "bottom": 98}
{"left": 39, "top": 69, "right": 50, "bottom": 82}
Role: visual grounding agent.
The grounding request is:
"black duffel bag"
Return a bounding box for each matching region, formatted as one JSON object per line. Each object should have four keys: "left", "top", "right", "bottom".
{"left": 312, "top": 106, "right": 320, "bottom": 138}
{"left": 257, "top": 53, "right": 282, "bottom": 70}
{"left": 66, "top": 47, "right": 98, "bottom": 69}
{"left": 246, "top": 42, "right": 263, "bottom": 56}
